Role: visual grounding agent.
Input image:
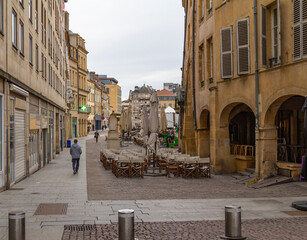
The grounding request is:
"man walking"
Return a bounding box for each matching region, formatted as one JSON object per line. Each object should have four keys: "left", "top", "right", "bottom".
{"left": 70, "top": 139, "right": 82, "bottom": 174}
{"left": 94, "top": 130, "right": 100, "bottom": 143}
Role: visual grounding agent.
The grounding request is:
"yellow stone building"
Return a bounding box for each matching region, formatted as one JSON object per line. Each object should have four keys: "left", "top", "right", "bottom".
{"left": 157, "top": 89, "right": 176, "bottom": 113}
{"left": 180, "top": 0, "right": 307, "bottom": 180}
{"left": 98, "top": 76, "right": 122, "bottom": 116}
{"left": 66, "top": 31, "right": 89, "bottom": 138}
{"left": 0, "top": 0, "right": 68, "bottom": 190}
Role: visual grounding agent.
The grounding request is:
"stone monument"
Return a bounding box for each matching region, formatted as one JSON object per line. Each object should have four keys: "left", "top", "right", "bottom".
{"left": 107, "top": 113, "right": 120, "bottom": 149}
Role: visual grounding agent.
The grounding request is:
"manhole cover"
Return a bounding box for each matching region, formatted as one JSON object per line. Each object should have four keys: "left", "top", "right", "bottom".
{"left": 64, "top": 225, "right": 96, "bottom": 231}
{"left": 282, "top": 211, "right": 307, "bottom": 216}
{"left": 35, "top": 203, "right": 68, "bottom": 215}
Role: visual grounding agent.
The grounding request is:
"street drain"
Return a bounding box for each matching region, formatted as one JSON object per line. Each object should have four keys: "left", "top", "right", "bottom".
{"left": 31, "top": 192, "right": 40, "bottom": 195}
{"left": 34, "top": 203, "right": 68, "bottom": 215}
{"left": 282, "top": 211, "right": 307, "bottom": 216}
{"left": 9, "top": 188, "right": 24, "bottom": 191}
{"left": 64, "top": 225, "right": 96, "bottom": 231}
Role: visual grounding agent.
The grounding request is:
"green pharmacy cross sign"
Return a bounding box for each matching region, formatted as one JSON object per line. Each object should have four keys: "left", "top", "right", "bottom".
{"left": 79, "top": 105, "right": 87, "bottom": 112}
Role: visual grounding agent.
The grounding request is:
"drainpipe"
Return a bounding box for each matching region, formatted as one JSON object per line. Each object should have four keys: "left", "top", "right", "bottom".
{"left": 192, "top": 0, "right": 197, "bottom": 130}
{"left": 179, "top": 0, "right": 188, "bottom": 143}
{"left": 254, "top": 0, "right": 260, "bottom": 179}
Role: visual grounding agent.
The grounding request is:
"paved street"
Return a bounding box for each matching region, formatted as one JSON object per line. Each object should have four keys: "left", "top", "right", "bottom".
{"left": 0, "top": 131, "right": 306, "bottom": 239}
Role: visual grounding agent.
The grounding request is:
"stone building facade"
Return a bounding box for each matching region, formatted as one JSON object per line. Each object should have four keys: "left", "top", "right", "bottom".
{"left": 180, "top": 0, "right": 307, "bottom": 179}
{"left": 98, "top": 76, "right": 122, "bottom": 116}
{"left": 66, "top": 31, "right": 89, "bottom": 138}
{"left": 0, "top": 0, "right": 68, "bottom": 191}
{"left": 157, "top": 89, "right": 176, "bottom": 112}
{"left": 129, "top": 85, "right": 153, "bottom": 119}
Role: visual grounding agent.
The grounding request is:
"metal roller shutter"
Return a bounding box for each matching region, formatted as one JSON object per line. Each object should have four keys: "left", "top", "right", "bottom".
{"left": 15, "top": 110, "right": 26, "bottom": 182}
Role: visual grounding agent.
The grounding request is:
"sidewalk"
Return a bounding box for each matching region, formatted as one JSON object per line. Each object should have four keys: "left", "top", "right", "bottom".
{"left": 0, "top": 133, "right": 306, "bottom": 239}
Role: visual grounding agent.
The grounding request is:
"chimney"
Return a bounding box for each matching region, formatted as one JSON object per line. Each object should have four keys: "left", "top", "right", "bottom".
{"left": 65, "top": 11, "right": 69, "bottom": 31}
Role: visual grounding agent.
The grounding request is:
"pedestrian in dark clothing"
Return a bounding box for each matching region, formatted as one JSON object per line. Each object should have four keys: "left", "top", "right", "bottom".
{"left": 70, "top": 139, "right": 82, "bottom": 174}
{"left": 94, "top": 130, "right": 99, "bottom": 143}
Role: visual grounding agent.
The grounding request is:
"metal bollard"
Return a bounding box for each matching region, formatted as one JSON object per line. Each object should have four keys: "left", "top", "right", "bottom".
{"left": 220, "top": 205, "right": 246, "bottom": 240}
{"left": 8, "top": 211, "right": 25, "bottom": 240}
{"left": 118, "top": 209, "right": 135, "bottom": 240}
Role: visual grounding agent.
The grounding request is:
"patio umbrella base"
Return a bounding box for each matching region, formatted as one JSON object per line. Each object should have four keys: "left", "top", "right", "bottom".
{"left": 292, "top": 201, "right": 307, "bottom": 211}
{"left": 220, "top": 236, "right": 246, "bottom": 240}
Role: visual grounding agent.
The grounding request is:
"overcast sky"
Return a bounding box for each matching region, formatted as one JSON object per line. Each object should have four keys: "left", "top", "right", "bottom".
{"left": 66, "top": 0, "right": 185, "bottom": 100}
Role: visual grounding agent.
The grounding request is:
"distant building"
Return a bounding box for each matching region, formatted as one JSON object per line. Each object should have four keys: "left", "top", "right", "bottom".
{"left": 98, "top": 75, "right": 122, "bottom": 115}
{"left": 129, "top": 85, "right": 154, "bottom": 118}
{"left": 163, "top": 83, "right": 180, "bottom": 95}
{"left": 157, "top": 89, "right": 176, "bottom": 112}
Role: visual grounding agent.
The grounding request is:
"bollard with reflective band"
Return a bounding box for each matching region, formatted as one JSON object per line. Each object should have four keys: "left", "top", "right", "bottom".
{"left": 220, "top": 205, "right": 246, "bottom": 240}
{"left": 8, "top": 211, "right": 25, "bottom": 240}
{"left": 118, "top": 209, "right": 135, "bottom": 240}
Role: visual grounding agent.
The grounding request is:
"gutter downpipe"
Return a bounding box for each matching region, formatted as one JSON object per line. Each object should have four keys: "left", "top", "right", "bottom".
{"left": 179, "top": 0, "right": 188, "bottom": 147}
{"left": 192, "top": 0, "right": 197, "bottom": 131}
{"left": 254, "top": 0, "right": 260, "bottom": 179}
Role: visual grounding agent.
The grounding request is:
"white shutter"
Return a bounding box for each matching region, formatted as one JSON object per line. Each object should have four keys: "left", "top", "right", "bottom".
{"left": 14, "top": 110, "right": 26, "bottom": 182}
{"left": 220, "top": 26, "right": 233, "bottom": 78}
{"left": 261, "top": 5, "right": 267, "bottom": 67}
{"left": 236, "top": 18, "right": 250, "bottom": 75}
{"left": 277, "top": 0, "right": 281, "bottom": 63}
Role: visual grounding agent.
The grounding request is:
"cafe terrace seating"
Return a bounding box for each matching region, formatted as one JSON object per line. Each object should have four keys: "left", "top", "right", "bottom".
{"left": 100, "top": 148, "right": 211, "bottom": 179}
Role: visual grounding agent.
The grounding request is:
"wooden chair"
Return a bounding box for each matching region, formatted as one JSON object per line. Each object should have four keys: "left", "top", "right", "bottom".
{"left": 183, "top": 160, "right": 198, "bottom": 178}
{"left": 158, "top": 158, "right": 167, "bottom": 173}
{"left": 198, "top": 157, "right": 211, "bottom": 178}
{"left": 131, "top": 159, "right": 144, "bottom": 178}
{"left": 166, "top": 161, "right": 179, "bottom": 177}
{"left": 115, "top": 158, "right": 131, "bottom": 178}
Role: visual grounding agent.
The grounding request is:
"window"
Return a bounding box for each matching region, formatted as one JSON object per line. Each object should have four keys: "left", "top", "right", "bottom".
{"left": 0, "top": 0, "right": 3, "bottom": 33}
{"left": 169, "top": 103, "right": 172, "bottom": 107}
{"left": 41, "top": 53, "right": 44, "bottom": 77}
{"left": 261, "top": 1, "right": 281, "bottom": 67}
{"left": 236, "top": 18, "right": 250, "bottom": 75}
{"left": 19, "top": 21, "right": 24, "bottom": 55}
{"left": 199, "top": 0, "right": 205, "bottom": 22}
{"left": 29, "top": 0, "right": 32, "bottom": 22}
{"left": 159, "top": 104, "right": 161, "bottom": 108}
{"left": 164, "top": 103, "right": 166, "bottom": 108}
{"left": 12, "top": 9, "right": 17, "bottom": 47}
{"left": 206, "top": 37, "right": 213, "bottom": 81}
{"left": 206, "top": 0, "right": 213, "bottom": 15}
{"left": 35, "top": 44, "right": 38, "bottom": 72}
{"left": 260, "top": 5, "right": 267, "bottom": 67}
{"left": 221, "top": 26, "right": 233, "bottom": 78}
{"left": 35, "top": 0, "right": 38, "bottom": 32}
{"left": 293, "top": 0, "right": 307, "bottom": 60}
{"left": 198, "top": 44, "right": 205, "bottom": 86}
{"left": 29, "top": 34, "right": 33, "bottom": 64}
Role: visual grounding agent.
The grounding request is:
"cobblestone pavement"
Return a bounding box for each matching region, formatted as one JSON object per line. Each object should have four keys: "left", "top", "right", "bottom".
{"left": 86, "top": 136, "right": 307, "bottom": 201}
{"left": 62, "top": 217, "right": 307, "bottom": 240}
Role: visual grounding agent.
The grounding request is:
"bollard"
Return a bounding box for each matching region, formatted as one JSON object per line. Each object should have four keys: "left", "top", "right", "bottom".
{"left": 8, "top": 211, "right": 25, "bottom": 240}
{"left": 118, "top": 209, "right": 134, "bottom": 240}
{"left": 220, "top": 205, "right": 246, "bottom": 240}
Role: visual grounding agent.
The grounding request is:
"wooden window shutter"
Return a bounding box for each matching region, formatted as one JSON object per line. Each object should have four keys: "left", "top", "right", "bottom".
{"left": 260, "top": 5, "right": 267, "bottom": 67}
{"left": 293, "top": 0, "right": 301, "bottom": 60}
{"left": 236, "top": 18, "right": 250, "bottom": 75}
{"left": 277, "top": 0, "right": 281, "bottom": 63}
{"left": 302, "top": 0, "right": 307, "bottom": 57}
{"left": 220, "top": 26, "right": 233, "bottom": 78}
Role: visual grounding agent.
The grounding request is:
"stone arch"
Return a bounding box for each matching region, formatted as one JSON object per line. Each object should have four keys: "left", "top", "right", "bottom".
{"left": 198, "top": 108, "right": 210, "bottom": 158}
{"left": 219, "top": 98, "right": 255, "bottom": 128}
{"left": 263, "top": 87, "right": 307, "bottom": 126}
{"left": 199, "top": 108, "right": 210, "bottom": 129}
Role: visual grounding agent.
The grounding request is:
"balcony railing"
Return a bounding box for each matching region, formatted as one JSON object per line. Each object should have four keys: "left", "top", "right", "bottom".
{"left": 230, "top": 144, "right": 254, "bottom": 157}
